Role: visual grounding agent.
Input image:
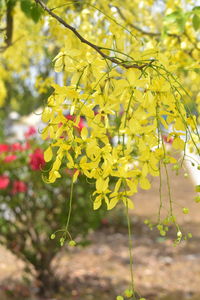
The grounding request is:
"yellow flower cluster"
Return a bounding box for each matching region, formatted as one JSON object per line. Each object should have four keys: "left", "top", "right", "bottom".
{"left": 41, "top": 28, "right": 199, "bottom": 210}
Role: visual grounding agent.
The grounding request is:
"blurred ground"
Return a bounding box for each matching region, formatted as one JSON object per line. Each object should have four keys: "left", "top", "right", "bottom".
{"left": 0, "top": 165, "right": 200, "bottom": 300}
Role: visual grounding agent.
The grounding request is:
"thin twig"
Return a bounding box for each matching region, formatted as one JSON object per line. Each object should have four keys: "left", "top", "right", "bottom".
{"left": 114, "top": 6, "right": 160, "bottom": 37}
{"left": 114, "top": 5, "right": 181, "bottom": 41}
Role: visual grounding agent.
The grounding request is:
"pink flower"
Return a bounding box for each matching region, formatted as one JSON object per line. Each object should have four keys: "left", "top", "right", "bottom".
{"left": 78, "top": 117, "right": 85, "bottom": 131}
{"left": 24, "top": 126, "right": 37, "bottom": 138}
{"left": 65, "top": 114, "right": 85, "bottom": 132}
{"left": 29, "top": 148, "right": 45, "bottom": 170}
{"left": 12, "top": 181, "right": 27, "bottom": 195}
{"left": 0, "top": 144, "right": 9, "bottom": 153}
{"left": 0, "top": 175, "right": 10, "bottom": 189}
{"left": 23, "top": 142, "right": 30, "bottom": 151}
{"left": 163, "top": 135, "right": 173, "bottom": 144}
{"left": 4, "top": 155, "right": 17, "bottom": 163}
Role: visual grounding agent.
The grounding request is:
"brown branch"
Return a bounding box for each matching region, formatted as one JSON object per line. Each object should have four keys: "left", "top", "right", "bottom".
{"left": 0, "top": 1, "right": 13, "bottom": 53}
{"left": 35, "top": 0, "right": 150, "bottom": 70}
{"left": 5, "top": 1, "right": 13, "bottom": 47}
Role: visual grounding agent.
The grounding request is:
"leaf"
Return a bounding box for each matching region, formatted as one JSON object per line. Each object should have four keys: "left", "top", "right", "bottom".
{"left": 20, "top": 0, "right": 31, "bottom": 17}
{"left": 176, "top": 16, "right": 187, "bottom": 32}
{"left": 165, "top": 10, "right": 182, "bottom": 22}
{"left": 20, "top": 1, "right": 43, "bottom": 23}
{"left": 164, "top": 9, "right": 186, "bottom": 32}
{"left": 192, "top": 6, "right": 200, "bottom": 17}
{"left": 192, "top": 14, "right": 200, "bottom": 31}
{"left": 30, "top": 3, "right": 43, "bottom": 23}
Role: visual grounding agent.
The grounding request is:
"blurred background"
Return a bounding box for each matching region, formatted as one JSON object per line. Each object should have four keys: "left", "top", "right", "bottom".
{"left": 0, "top": 0, "right": 200, "bottom": 299}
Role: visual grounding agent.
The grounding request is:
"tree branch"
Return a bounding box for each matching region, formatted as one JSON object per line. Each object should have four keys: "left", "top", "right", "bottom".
{"left": 35, "top": 0, "right": 151, "bottom": 70}
{"left": 114, "top": 6, "right": 182, "bottom": 42}
{"left": 5, "top": 1, "right": 13, "bottom": 47}
{"left": 0, "top": 1, "right": 13, "bottom": 53}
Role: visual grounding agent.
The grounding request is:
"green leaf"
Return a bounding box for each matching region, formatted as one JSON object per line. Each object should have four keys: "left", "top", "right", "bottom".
{"left": 164, "top": 9, "right": 187, "bottom": 32}
{"left": 192, "top": 6, "right": 200, "bottom": 17}
{"left": 20, "top": 0, "right": 31, "bottom": 17}
{"left": 20, "top": 1, "right": 43, "bottom": 23}
{"left": 30, "top": 3, "right": 43, "bottom": 23}
{"left": 192, "top": 14, "right": 200, "bottom": 31}
{"left": 165, "top": 10, "right": 183, "bottom": 22}
{"left": 176, "top": 16, "right": 187, "bottom": 32}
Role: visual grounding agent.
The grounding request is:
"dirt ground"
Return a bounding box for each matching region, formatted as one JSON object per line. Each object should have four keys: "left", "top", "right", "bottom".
{"left": 0, "top": 165, "right": 200, "bottom": 300}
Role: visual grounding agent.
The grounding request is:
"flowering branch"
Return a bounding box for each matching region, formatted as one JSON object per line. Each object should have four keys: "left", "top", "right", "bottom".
{"left": 35, "top": 0, "right": 151, "bottom": 70}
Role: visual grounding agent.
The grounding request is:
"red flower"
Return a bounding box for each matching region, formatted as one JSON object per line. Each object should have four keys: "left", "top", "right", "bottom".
{"left": 0, "top": 144, "right": 9, "bottom": 153}
{"left": 24, "top": 126, "right": 37, "bottom": 138}
{"left": 29, "top": 148, "right": 45, "bottom": 170}
{"left": 10, "top": 143, "right": 24, "bottom": 152}
{"left": 0, "top": 175, "right": 10, "bottom": 189}
{"left": 12, "top": 181, "right": 27, "bottom": 195}
{"left": 4, "top": 155, "right": 17, "bottom": 163}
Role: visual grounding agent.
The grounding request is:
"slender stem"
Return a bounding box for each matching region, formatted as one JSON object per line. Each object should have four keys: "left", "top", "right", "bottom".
{"left": 158, "top": 161, "right": 163, "bottom": 224}
{"left": 65, "top": 178, "right": 74, "bottom": 231}
{"left": 125, "top": 204, "right": 136, "bottom": 300}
